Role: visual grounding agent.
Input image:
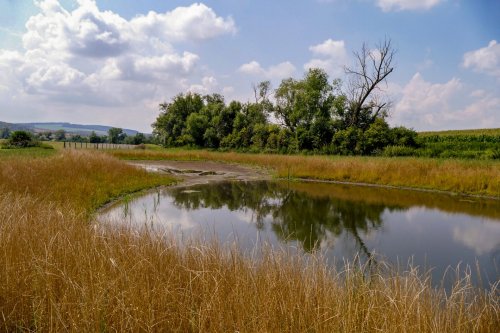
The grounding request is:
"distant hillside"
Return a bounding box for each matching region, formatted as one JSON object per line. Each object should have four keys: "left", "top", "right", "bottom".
{"left": 3, "top": 122, "right": 143, "bottom": 136}
{"left": 0, "top": 121, "right": 33, "bottom": 132}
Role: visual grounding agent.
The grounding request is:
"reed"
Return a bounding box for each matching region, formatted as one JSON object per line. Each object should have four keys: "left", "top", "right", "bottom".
{"left": 0, "top": 151, "right": 498, "bottom": 332}
{"left": 109, "top": 149, "right": 500, "bottom": 197}
{"left": 0, "top": 150, "right": 174, "bottom": 213}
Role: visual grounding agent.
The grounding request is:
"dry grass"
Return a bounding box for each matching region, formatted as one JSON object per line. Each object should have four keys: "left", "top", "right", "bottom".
{"left": 0, "top": 151, "right": 498, "bottom": 332}
{"left": 0, "top": 150, "right": 174, "bottom": 213}
{"left": 109, "top": 149, "right": 500, "bottom": 197}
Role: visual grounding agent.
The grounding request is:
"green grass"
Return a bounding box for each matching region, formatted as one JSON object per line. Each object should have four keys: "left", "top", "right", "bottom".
{"left": 0, "top": 146, "right": 57, "bottom": 158}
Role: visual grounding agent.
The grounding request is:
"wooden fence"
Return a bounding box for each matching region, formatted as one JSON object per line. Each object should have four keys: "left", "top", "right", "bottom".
{"left": 63, "top": 142, "right": 136, "bottom": 150}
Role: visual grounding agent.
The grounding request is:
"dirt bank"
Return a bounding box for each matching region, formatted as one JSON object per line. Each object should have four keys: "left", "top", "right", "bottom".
{"left": 128, "top": 160, "right": 270, "bottom": 187}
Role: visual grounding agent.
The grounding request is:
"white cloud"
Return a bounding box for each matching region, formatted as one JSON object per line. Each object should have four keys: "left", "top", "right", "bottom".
{"left": 395, "top": 73, "right": 462, "bottom": 117}
{"left": 0, "top": 0, "right": 235, "bottom": 131}
{"left": 453, "top": 222, "right": 500, "bottom": 256}
{"left": 463, "top": 40, "right": 500, "bottom": 78}
{"left": 304, "top": 39, "right": 348, "bottom": 77}
{"left": 130, "top": 3, "right": 236, "bottom": 42}
{"left": 188, "top": 76, "right": 218, "bottom": 94}
{"left": 390, "top": 73, "right": 500, "bottom": 130}
{"left": 238, "top": 60, "right": 296, "bottom": 79}
{"left": 376, "top": 0, "right": 444, "bottom": 12}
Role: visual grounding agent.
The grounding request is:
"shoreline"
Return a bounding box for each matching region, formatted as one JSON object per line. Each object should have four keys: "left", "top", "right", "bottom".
{"left": 97, "top": 159, "right": 499, "bottom": 215}
{"left": 130, "top": 159, "right": 500, "bottom": 201}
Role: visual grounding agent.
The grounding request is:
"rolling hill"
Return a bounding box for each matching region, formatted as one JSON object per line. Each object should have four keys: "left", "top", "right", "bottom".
{"left": 1, "top": 122, "right": 143, "bottom": 136}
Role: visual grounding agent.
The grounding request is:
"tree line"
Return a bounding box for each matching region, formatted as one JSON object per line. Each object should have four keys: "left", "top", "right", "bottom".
{"left": 1, "top": 127, "right": 149, "bottom": 147}
{"left": 153, "top": 40, "right": 418, "bottom": 155}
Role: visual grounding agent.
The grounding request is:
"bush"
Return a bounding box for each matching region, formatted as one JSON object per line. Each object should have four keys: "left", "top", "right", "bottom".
{"left": 391, "top": 126, "right": 418, "bottom": 147}
{"left": 364, "top": 118, "right": 390, "bottom": 154}
{"left": 5, "top": 131, "right": 39, "bottom": 148}
{"left": 332, "top": 127, "right": 364, "bottom": 155}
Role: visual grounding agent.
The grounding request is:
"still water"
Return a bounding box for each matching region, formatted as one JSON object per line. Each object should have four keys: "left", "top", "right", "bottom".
{"left": 100, "top": 180, "right": 500, "bottom": 287}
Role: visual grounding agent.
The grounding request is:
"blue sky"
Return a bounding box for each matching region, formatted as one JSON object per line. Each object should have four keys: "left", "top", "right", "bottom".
{"left": 0, "top": 0, "right": 498, "bottom": 132}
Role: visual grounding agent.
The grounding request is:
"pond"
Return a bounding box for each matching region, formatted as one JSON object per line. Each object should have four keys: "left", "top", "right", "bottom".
{"left": 99, "top": 180, "right": 500, "bottom": 288}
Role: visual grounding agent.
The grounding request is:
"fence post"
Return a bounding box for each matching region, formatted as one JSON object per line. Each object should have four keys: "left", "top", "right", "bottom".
{"left": 63, "top": 141, "right": 66, "bottom": 149}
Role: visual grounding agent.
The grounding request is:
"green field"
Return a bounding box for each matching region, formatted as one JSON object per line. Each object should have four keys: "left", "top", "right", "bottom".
{"left": 419, "top": 128, "right": 500, "bottom": 136}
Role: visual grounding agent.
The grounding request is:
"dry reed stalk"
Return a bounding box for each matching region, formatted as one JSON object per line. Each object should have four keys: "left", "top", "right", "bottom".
{"left": 0, "top": 151, "right": 498, "bottom": 331}
{"left": 109, "top": 150, "right": 500, "bottom": 197}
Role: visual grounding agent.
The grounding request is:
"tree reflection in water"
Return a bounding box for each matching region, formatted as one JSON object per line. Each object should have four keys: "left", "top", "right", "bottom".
{"left": 167, "top": 181, "right": 406, "bottom": 258}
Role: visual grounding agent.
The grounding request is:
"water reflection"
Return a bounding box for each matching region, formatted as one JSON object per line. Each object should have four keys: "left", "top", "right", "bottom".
{"left": 101, "top": 180, "right": 500, "bottom": 287}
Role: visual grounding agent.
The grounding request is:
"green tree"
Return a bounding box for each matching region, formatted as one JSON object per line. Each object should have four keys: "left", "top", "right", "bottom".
{"left": 133, "top": 133, "right": 146, "bottom": 145}
{"left": 69, "top": 134, "right": 87, "bottom": 143}
{"left": 186, "top": 113, "right": 209, "bottom": 146}
{"left": 89, "top": 131, "right": 101, "bottom": 143}
{"left": 390, "top": 126, "right": 418, "bottom": 147}
{"left": 363, "top": 118, "right": 391, "bottom": 154}
{"left": 54, "top": 129, "right": 66, "bottom": 141}
{"left": 108, "top": 127, "right": 125, "bottom": 144}
{"left": 274, "top": 68, "right": 338, "bottom": 149}
{"left": 332, "top": 127, "right": 364, "bottom": 155}
{"left": 152, "top": 93, "right": 204, "bottom": 146}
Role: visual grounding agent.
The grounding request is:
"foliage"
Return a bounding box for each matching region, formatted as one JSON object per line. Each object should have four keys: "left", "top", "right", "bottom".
{"left": 152, "top": 66, "right": 417, "bottom": 156}
{"left": 152, "top": 40, "right": 401, "bottom": 154}
{"left": 2, "top": 130, "right": 40, "bottom": 148}
{"left": 89, "top": 131, "right": 102, "bottom": 143}
{"left": 54, "top": 129, "right": 67, "bottom": 141}
{"left": 108, "top": 127, "right": 126, "bottom": 144}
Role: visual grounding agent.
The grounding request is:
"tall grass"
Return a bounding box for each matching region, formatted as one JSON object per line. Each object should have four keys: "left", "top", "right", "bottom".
{"left": 109, "top": 149, "right": 500, "bottom": 197}
{"left": 0, "top": 151, "right": 498, "bottom": 331}
{"left": 0, "top": 150, "right": 174, "bottom": 213}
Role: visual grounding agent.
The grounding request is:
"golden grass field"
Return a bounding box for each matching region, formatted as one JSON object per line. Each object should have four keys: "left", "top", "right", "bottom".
{"left": 109, "top": 149, "right": 500, "bottom": 198}
{"left": 0, "top": 149, "right": 498, "bottom": 332}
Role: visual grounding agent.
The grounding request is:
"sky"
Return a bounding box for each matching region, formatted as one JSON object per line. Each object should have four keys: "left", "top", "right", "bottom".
{"left": 0, "top": 0, "right": 499, "bottom": 133}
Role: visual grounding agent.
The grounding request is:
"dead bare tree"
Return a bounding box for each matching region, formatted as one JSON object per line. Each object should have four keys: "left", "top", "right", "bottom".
{"left": 252, "top": 80, "right": 271, "bottom": 103}
{"left": 344, "top": 38, "right": 396, "bottom": 129}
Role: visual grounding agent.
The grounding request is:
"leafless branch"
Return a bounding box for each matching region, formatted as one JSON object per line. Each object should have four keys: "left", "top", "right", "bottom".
{"left": 344, "top": 38, "right": 396, "bottom": 128}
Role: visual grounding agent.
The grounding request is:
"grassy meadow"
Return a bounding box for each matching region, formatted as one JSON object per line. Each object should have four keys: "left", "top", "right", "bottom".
{"left": 0, "top": 147, "right": 498, "bottom": 331}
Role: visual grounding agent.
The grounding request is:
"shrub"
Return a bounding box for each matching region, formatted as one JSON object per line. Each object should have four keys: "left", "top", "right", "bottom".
{"left": 390, "top": 126, "right": 418, "bottom": 147}
{"left": 364, "top": 118, "right": 391, "bottom": 154}
{"left": 332, "top": 127, "right": 364, "bottom": 155}
{"left": 5, "top": 131, "right": 39, "bottom": 148}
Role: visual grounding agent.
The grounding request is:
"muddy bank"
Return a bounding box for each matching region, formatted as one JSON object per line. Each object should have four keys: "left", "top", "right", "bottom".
{"left": 128, "top": 160, "right": 499, "bottom": 201}
{"left": 128, "top": 160, "right": 270, "bottom": 187}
